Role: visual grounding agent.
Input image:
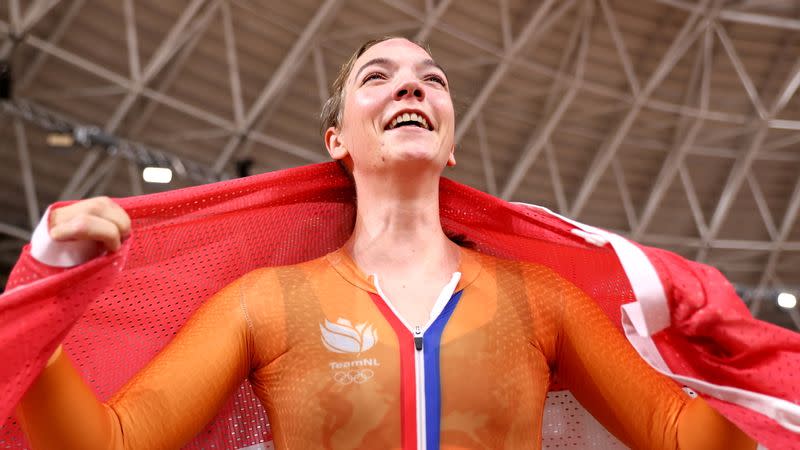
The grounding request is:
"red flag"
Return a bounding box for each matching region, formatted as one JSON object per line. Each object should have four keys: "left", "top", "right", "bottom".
{"left": 2, "top": 162, "right": 798, "bottom": 448}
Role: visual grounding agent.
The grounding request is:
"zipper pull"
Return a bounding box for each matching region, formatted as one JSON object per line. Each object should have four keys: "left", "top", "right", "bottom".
{"left": 414, "top": 326, "right": 423, "bottom": 351}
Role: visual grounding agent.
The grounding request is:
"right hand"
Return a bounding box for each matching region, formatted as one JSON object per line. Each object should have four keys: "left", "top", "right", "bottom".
{"left": 44, "top": 197, "right": 131, "bottom": 368}
{"left": 49, "top": 196, "right": 132, "bottom": 252}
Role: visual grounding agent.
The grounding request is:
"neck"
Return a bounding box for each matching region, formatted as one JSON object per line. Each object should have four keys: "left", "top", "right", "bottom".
{"left": 344, "top": 165, "right": 459, "bottom": 275}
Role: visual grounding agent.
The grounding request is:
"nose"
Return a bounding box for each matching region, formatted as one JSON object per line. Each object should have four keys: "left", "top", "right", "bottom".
{"left": 393, "top": 80, "right": 425, "bottom": 101}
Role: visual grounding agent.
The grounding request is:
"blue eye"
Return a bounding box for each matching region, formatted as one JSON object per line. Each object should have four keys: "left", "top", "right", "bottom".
{"left": 426, "top": 74, "right": 447, "bottom": 87}
{"left": 363, "top": 72, "right": 386, "bottom": 83}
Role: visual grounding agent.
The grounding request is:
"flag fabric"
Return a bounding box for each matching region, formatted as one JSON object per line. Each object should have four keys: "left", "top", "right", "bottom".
{"left": 1, "top": 162, "right": 798, "bottom": 449}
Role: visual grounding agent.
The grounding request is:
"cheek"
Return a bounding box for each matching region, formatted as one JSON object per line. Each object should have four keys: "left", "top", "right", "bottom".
{"left": 350, "top": 89, "right": 385, "bottom": 122}
{"left": 431, "top": 95, "right": 455, "bottom": 128}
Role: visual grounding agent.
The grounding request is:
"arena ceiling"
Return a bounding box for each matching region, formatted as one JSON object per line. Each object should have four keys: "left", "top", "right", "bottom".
{"left": 0, "top": 0, "right": 799, "bottom": 330}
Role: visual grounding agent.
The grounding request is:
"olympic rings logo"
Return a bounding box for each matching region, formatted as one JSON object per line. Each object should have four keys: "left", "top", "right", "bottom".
{"left": 333, "top": 369, "right": 375, "bottom": 385}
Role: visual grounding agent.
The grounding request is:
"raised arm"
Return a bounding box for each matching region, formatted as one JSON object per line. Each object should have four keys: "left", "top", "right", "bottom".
{"left": 14, "top": 196, "right": 255, "bottom": 450}
{"left": 16, "top": 273, "right": 254, "bottom": 450}
{"left": 553, "top": 278, "right": 756, "bottom": 450}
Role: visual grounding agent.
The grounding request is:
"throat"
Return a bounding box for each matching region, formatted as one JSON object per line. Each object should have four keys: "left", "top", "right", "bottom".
{"left": 372, "top": 271, "right": 461, "bottom": 329}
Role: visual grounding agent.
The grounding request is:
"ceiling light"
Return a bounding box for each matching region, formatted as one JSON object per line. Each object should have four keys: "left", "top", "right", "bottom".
{"left": 142, "top": 167, "right": 172, "bottom": 184}
{"left": 46, "top": 133, "right": 74, "bottom": 147}
{"left": 777, "top": 292, "right": 797, "bottom": 309}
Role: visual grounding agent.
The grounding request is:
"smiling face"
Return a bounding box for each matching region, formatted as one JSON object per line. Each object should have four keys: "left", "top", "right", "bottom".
{"left": 324, "top": 38, "right": 456, "bottom": 176}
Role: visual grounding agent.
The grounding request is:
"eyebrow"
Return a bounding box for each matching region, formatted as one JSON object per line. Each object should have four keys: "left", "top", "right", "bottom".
{"left": 354, "top": 57, "right": 391, "bottom": 81}
{"left": 421, "top": 58, "right": 447, "bottom": 78}
{"left": 353, "top": 57, "right": 448, "bottom": 82}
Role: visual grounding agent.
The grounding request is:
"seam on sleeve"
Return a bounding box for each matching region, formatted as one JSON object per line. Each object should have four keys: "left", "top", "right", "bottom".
{"left": 105, "top": 403, "right": 129, "bottom": 450}
{"left": 237, "top": 279, "right": 253, "bottom": 330}
{"left": 556, "top": 278, "right": 566, "bottom": 362}
{"left": 237, "top": 276, "right": 257, "bottom": 370}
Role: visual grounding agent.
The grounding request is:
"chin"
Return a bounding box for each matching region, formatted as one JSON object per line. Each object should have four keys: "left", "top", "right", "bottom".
{"left": 392, "top": 145, "right": 440, "bottom": 162}
{"left": 387, "top": 154, "right": 448, "bottom": 175}
{"left": 377, "top": 137, "right": 449, "bottom": 171}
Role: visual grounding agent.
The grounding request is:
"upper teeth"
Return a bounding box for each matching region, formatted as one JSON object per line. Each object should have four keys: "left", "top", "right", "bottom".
{"left": 389, "top": 112, "right": 429, "bottom": 130}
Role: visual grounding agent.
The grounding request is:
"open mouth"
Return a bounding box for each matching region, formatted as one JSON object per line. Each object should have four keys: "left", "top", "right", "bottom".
{"left": 384, "top": 111, "right": 432, "bottom": 131}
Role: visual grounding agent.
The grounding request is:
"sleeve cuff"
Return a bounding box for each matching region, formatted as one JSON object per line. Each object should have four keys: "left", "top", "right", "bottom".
{"left": 30, "top": 207, "right": 101, "bottom": 268}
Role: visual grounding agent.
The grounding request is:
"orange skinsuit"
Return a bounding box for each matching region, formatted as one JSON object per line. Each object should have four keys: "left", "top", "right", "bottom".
{"left": 17, "top": 248, "right": 755, "bottom": 450}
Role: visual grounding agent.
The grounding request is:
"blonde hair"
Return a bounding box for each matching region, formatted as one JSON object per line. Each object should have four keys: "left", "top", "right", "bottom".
{"left": 319, "top": 36, "right": 433, "bottom": 135}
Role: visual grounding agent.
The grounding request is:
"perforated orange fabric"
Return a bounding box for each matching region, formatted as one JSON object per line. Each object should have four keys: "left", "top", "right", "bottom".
{"left": 1, "top": 162, "right": 780, "bottom": 449}
{"left": 17, "top": 247, "right": 695, "bottom": 449}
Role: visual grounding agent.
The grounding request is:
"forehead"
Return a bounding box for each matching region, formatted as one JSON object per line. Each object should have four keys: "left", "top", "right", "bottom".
{"left": 349, "top": 39, "right": 433, "bottom": 78}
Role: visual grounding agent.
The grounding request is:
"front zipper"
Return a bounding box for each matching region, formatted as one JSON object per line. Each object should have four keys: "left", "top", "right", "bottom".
{"left": 414, "top": 325, "right": 426, "bottom": 450}
{"left": 371, "top": 274, "right": 462, "bottom": 450}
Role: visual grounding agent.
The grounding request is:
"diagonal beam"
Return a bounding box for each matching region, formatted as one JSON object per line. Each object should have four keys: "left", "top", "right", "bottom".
{"left": 569, "top": 0, "right": 712, "bottom": 218}
{"left": 655, "top": 0, "right": 800, "bottom": 32}
{"left": 541, "top": 6, "right": 586, "bottom": 118}
{"left": 678, "top": 163, "right": 709, "bottom": 238}
{"left": 787, "top": 308, "right": 800, "bottom": 331}
{"left": 634, "top": 26, "right": 712, "bottom": 239}
{"left": 764, "top": 131, "right": 800, "bottom": 152}
{"left": 0, "top": 0, "right": 60, "bottom": 58}
{"left": 16, "top": 0, "right": 86, "bottom": 92}
{"left": 20, "top": 0, "right": 61, "bottom": 33}
{"left": 612, "top": 156, "right": 638, "bottom": 231}
{"left": 73, "top": 155, "right": 119, "bottom": 199}
{"left": 324, "top": 21, "right": 419, "bottom": 44}
{"left": 699, "top": 121, "right": 759, "bottom": 146}
{"left": 104, "top": 0, "right": 209, "bottom": 133}
{"left": 2, "top": 2, "right": 22, "bottom": 57}
{"left": 150, "top": 128, "right": 230, "bottom": 143}
{"left": 140, "top": 0, "right": 208, "bottom": 83}
{"left": 719, "top": 9, "right": 800, "bottom": 32}
{"left": 16, "top": 31, "right": 132, "bottom": 87}
{"left": 128, "top": 3, "right": 219, "bottom": 135}
{"left": 696, "top": 30, "right": 800, "bottom": 261}
{"left": 769, "top": 119, "right": 800, "bottom": 131}
{"left": 414, "top": 0, "right": 452, "bottom": 42}
{"left": 0, "top": 222, "right": 31, "bottom": 241}
{"left": 733, "top": 0, "right": 786, "bottom": 11}
{"left": 498, "top": 0, "right": 512, "bottom": 51}
{"left": 312, "top": 46, "right": 329, "bottom": 107}
{"left": 57, "top": 149, "right": 102, "bottom": 201}
{"left": 750, "top": 175, "right": 800, "bottom": 316}
{"left": 127, "top": 160, "right": 143, "bottom": 196}
{"left": 221, "top": 0, "right": 244, "bottom": 127}
{"left": 770, "top": 55, "right": 800, "bottom": 114}
{"left": 501, "top": 2, "right": 591, "bottom": 200}
{"left": 598, "top": 0, "right": 640, "bottom": 96}
{"left": 544, "top": 143, "right": 568, "bottom": 214}
{"left": 635, "top": 234, "right": 800, "bottom": 252}
{"left": 695, "top": 124, "right": 769, "bottom": 262}
{"left": 714, "top": 22, "right": 766, "bottom": 119}
{"left": 9, "top": 0, "right": 22, "bottom": 33}
{"left": 28, "top": 84, "right": 126, "bottom": 101}
{"left": 14, "top": 119, "right": 39, "bottom": 229}
{"left": 379, "top": 0, "right": 503, "bottom": 57}
{"left": 122, "top": 0, "right": 141, "bottom": 82}
{"left": 453, "top": 0, "right": 567, "bottom": 143}
{"left": 13, "top": 28, "right": 323, "bottom": 165}
{"left": 90, "top": 158, "right": 120, "bottom": 197}
{"left": 475, "top": 115, "right": 497, "bottom": 196}
{"left": 212, "top": 0, "right": 345, "bottom": 173}
{"left": 60, "top": 0, "right": 214, "bottom": 200}
{"left": 747, "top": 173, "right": 778, "bottom": 241}
{"left": 0, "top": 20, "right": 354, "bottom": 167}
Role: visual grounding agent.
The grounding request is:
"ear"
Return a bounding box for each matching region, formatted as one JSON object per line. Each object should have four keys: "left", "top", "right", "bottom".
{"left": 446, "top": 144, "right": 456, "bottom": 167}
{"left": 325, "top": 127, "right": 348, "bottom": 161}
